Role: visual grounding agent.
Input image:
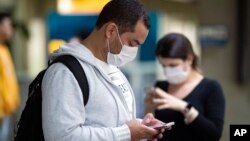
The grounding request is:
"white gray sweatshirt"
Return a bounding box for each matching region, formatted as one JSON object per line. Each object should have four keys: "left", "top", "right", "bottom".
{"left": 41, "top": 43, "right": 136, "bottom": 141}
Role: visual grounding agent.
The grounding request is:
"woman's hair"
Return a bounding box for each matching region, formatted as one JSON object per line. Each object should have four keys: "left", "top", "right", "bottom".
{"left": 155, "top": 33, "right": 199, "bottom": 70}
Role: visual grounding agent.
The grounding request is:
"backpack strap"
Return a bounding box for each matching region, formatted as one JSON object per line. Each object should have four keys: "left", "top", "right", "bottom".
{"left": 51, "top": 55, "right": 89, "bottom": 106}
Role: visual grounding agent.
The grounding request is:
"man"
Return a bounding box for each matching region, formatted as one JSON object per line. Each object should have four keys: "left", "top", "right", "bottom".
{"left": 0, "top": 12, "right": 20, "bottom": 141}
{"left": 42, "top": 0, "right": 165, "bottom": 140}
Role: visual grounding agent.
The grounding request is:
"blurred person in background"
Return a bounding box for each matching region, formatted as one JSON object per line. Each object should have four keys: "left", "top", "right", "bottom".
{"left": 48, "top": 32, "right": 90, "bottom": 54}
{"left": 0, "top": 11, "right": 20, "bottom": 141}
{"left": 42, "top": 0, "right": 167, "bottom": 141}
{"left": 68, "top": 31, "right": 90, "bottom": 44}
{"left": 144, "top": 33, "right": 225, "bottom": 141}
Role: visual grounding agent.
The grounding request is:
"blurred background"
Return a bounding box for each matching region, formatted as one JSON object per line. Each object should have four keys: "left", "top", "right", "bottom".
{"left": 0, "top": 0, "right": 249, "bottom": 141}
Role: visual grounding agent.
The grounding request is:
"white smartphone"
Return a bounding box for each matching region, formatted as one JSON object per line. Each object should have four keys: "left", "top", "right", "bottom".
{"left": 149, "top": 122, "right": 175, "bottom": 130}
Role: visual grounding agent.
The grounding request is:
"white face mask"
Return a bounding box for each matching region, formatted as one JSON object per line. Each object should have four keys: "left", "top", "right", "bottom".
{"left": 164, "top": 65, "right": 190, "bottom": 85}
{"left": 107, "top": 28, "right": 138, "bottom": 67}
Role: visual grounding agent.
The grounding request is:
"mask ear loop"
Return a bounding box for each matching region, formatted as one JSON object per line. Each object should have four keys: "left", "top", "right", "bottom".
{"left": 115, "top": 26, "right": 124, "bottom": 46}
{"left": 107, "top": 38, "right": 110, "bottom": 53}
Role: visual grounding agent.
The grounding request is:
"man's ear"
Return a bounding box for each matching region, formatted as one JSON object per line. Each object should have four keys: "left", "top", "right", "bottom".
{"left": 105, "top": 22, "right": 117, "bottom": 41}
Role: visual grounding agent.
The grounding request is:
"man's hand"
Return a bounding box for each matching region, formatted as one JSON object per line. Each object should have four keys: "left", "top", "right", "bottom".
{"left": 142, "top": 113, "right": 166, "bottom": 140}
{"left": 127, "top": 113, "right": 167, "bottom": 141}
{"left": 127, "top": 119, "right": 159, "bottom": 141}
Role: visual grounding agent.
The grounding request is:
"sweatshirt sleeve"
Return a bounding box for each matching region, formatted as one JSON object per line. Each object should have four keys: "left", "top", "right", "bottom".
{"left": 189, "top": 81, "right": 225, "bottom": 141}
{"left": 41, "top": 63, "right": 131, "bottom": 141}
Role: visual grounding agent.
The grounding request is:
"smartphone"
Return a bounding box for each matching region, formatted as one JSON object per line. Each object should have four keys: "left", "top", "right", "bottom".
{"left": 149, "top": 122, "right": 175, "bottom": 130}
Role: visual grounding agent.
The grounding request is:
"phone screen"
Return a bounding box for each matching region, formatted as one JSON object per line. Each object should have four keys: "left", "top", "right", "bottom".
{"left": 149, "top": 122, "right": 175, "bottom": 130}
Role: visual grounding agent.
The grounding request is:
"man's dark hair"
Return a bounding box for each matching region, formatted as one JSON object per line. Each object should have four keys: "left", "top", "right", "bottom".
{"left": 96, "top": 0, "right": 150, "bottom": 34}
{"left": 0, "top": 11, "right": 11, "bottom": 23}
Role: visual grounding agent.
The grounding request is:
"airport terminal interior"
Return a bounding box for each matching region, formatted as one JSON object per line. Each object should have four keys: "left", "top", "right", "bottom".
{"left": 0, "top": 0, "right": 249, "bottom": 141}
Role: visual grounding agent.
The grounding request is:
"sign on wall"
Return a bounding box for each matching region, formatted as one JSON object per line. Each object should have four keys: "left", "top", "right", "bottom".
{"left": 199, "top": 25, "right": 228, "bottom": 47}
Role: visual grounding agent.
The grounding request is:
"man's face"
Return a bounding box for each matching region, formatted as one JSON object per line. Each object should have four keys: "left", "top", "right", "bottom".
{"left": 112, "top": 19, "right": 149, "bottom": 54}
{"left": 0, "top": 17, "right": 13, "bottom": 42}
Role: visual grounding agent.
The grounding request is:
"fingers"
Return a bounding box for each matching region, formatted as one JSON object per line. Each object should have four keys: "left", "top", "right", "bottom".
{"left": 143, "top": 113, "right": 154, "bottom": 124}
{"left": 158, "top": 133, "right": 163, "bottom": 139}
{"left": 153, "top": 87, "right": 174, "bottom": 110}
{"left": 144, "top": 95, "right": 151, "bottom": 103}
{"left": 144, "top": 93, "right": 156, "bottom": 106}
{"left": 157, "top": 104, "right": 168, "bottom": 110}
{"left": 144, "top": 86, "right": 155, "bottom": 95}
{"left": 153, "top": 98, "right": 167, "bottom": 104}
{"left": 151, "top": 128, "right": 165, "bottom": 140}
{"left": 145, "top": 113, "right": 154, "bottom": 118}
{"left": 145, "top": 87, "right": 168, "bottom": 109}
{"left": 154, "top": 87, "right": 169, "bottom": 98}
{"left": 167, "top": 126, "right": 172, "bottom": 130}
{"left": 152, "top": 133, "right": 163, "bottom": 141}
{"left": 143, "top": 113, "right": 164, "bottom": 127}
{"left": 128, "top": 119, "right": 165, "bottom": 141}
{"left": 160, "top": 128, "right": 165, "bottom": 133}
{"left": 141, "top": 118, "right": 167, "bottom": 140}
{"left": 153, "top": 98, "right": 168, "bottom": 110}
{"left": 141, "top": 125, "right": 159, "bottom": 139}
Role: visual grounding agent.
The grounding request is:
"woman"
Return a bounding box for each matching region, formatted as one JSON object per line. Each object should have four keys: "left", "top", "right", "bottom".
{"left": 145, "top": 33, "right": 225, "bottom": 141}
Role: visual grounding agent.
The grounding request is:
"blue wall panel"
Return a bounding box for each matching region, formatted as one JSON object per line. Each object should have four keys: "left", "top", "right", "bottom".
{"left": 47, "top": 12, "right": 98, "bottom": 41}
{"left": 139, "top": 12, "right": 158, "bottom": 62}
{"left": 47, "top": 12, "right": 158, "bottom": 62}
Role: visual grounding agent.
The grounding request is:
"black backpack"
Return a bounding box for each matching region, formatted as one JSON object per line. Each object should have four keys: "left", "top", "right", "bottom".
{"left": 14, "top": 55, "right": 89, "bottom": 141}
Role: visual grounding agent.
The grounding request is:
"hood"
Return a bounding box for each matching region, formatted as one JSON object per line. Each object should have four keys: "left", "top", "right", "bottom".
{"left": 49, "top": 42, "right": 97, "bottom": 67}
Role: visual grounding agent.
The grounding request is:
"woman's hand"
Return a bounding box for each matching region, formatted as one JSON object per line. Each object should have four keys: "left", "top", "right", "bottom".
{"left": 144, "top": 87, "right": 158, "bottom": 114}
{"left": 152, "top": 87, "right": 187, "bottom": 112}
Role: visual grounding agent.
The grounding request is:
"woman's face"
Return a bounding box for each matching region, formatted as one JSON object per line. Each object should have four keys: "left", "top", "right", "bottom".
{"left": 0, "top": 17, "right": 13, "bottom": 41}
{"left": 158, "top": 56, "right": 193, "bottom": 84}
{"left": 158, "top": 56, "right": 191, "bottom": 70}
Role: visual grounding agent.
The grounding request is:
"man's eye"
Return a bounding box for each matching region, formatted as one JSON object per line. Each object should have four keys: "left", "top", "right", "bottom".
{"left": 130, "top": 40, "right": 139, "bottom": 47}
